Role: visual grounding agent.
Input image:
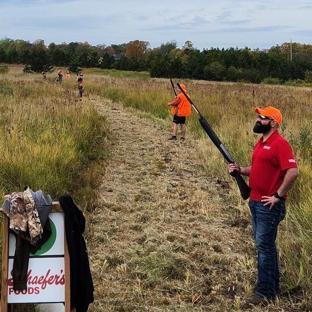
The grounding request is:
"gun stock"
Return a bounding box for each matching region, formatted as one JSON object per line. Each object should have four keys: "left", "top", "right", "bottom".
{"left": 232, "top": 171, "right": 251, "bottom": 200}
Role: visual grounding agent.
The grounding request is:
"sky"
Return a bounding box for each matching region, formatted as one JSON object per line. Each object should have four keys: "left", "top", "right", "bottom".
{"left": 0, "top": 0, "right": 311, "bottom": 50}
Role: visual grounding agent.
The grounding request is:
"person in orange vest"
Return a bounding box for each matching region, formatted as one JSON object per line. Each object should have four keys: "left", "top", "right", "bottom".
{"left": 167, "top": 83, "right": 192, "bottom": 140}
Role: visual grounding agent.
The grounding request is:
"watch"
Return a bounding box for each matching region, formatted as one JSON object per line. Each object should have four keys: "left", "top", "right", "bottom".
{"left": 273, "top": 192, "right": 284, "bottom": 200}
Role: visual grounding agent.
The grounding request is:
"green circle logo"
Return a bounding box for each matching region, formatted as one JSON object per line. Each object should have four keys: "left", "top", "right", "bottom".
{"left": 31, "top": 219, "right": 57, "bottom": 256}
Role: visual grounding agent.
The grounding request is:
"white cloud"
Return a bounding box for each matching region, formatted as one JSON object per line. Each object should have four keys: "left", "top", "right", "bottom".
{"left": 0, "top": 0, "right": 311, "bottom": 49}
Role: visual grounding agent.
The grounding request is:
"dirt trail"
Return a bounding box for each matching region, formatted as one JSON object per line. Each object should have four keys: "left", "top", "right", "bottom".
{"left": 87, "top": 99, "right": 287, "bottom": 312}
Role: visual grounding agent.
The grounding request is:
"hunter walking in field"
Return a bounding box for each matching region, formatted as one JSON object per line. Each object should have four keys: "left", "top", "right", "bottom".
{"left": 78, "top": 75, "right": 84, "bottom": 98}
{"left": 77, "top": 71, "right": 84, "bottom": 82}
{"left": 228, "top": 106, "right": 298, "bottom": 307}
{"left": 167, "top": 83, "right": 191, "bottom": 141}
{"left": 57, "top": 70, "right": 63, "bottom": 83}
{"left": 77, "top": 71, "right": 84, "bottom": 98}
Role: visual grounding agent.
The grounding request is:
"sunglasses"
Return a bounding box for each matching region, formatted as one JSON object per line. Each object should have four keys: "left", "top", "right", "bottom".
{"left": 257, "top": 115, "right": 272, "bottom": 121}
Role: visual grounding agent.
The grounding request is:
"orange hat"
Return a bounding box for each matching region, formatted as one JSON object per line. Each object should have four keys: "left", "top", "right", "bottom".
{"left": 179, "top": 83, "right": 187, "bottom": 93}
{"left": 255, "top": 106, "right": 282, "bottom": 125}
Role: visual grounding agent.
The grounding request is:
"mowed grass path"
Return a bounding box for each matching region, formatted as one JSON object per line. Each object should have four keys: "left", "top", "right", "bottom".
{"left": 88, "top": 97, "right": 307, "bottom": 311}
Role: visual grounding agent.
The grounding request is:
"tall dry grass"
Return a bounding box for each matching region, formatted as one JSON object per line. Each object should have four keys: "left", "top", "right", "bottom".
{"left": 0, "top": 68, "right": 110, "bottom": 311}
{"left": 85, "top": 71, "right": 312, "bottom": 297}
{"left": 1, "top": 66, "right": 311, "bottom": 308}
{"left": 0, "top": 70, "right": 110, "bottom": 204}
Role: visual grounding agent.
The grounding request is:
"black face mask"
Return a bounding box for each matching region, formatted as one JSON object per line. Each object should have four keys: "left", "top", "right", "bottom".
{"left": 253, "top": 121, "right": 271, "bottom": 134}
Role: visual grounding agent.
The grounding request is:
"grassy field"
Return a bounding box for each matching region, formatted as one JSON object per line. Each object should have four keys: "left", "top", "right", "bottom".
{"left": 81, "top": 72, "right": 312, "bottom": 301}
{"left": 0, "top": 66, "right": 110, "bottom": 206}
{"left": 0, "top": 65, "right": 311, "bottom": 309}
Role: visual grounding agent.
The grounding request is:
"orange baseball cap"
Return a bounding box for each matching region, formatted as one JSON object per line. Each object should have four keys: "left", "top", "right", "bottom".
{"left": 255, "top": 106, "right": 282, "bottom": 125}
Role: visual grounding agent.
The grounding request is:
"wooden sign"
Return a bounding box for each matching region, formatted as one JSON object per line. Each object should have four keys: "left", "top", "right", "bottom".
{"left": 0, "top": 202, "right": 70, "bottom": 311}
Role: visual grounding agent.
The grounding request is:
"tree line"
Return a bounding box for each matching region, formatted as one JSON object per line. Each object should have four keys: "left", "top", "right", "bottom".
{"left": 1, "top": 38, "right": 312, "bottom": 83}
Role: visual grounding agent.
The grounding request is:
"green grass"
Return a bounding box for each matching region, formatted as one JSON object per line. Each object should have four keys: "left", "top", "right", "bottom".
{"left": 135, "top": 252, "right": 188, "bottom": 286}
{"left": 84, "top": 67, "right": 150, "bottom": 79}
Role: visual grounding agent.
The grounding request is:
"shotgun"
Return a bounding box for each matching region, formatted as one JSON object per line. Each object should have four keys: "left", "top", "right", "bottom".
{"left": 177, "top": 83, "right": 250, "bottom": 200}
{"left": 170, "top": 78, "right": 177, "bottom": 96}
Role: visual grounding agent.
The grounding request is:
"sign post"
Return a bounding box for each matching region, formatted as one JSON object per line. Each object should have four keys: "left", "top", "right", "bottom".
{"left": 0, "top": 202, "right": 70, "bottom": 311}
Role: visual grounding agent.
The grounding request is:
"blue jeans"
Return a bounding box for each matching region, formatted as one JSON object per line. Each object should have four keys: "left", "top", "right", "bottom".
{"left": 248, "top": 200, "right": 286, "bottom": 299}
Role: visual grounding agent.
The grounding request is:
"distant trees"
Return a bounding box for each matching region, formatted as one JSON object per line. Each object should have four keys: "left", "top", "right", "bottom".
{"left": 204, "top": 61, "right": 225, "bottom": 81}
{"left": 149, "top": 41, "right": 184, "bottom": 78}
{"left": 305, "top": 70, "right": 312, "bottom": 82}
{"left": 124, "top": 40, "right": 150, "bottom": 70}
{"left": 28, "top": 40, "right": 50, "bottom": 72}
{"left": 0, "top": 38, "right": 312, "bottom": 84}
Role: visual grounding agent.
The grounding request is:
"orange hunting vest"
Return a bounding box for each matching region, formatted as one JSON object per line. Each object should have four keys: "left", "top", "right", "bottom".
{"left": 171, "top": 93, "right": 192, "bottom": 117}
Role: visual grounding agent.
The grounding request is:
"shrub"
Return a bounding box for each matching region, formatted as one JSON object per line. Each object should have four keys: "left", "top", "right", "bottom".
{"left": 23, "top": 65, "right": 33, "bottom": 73}
{"left": 304, "top": 70, "right": 312, "bottom": 83}
{"left": 261, "top": 77, "right": 282, "bottom": 85}
{"left": 204, "top": 61, "right": 226, "bottom": 81}
{"left": 226, "top": 66, "right": 243, "bottom": 81}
